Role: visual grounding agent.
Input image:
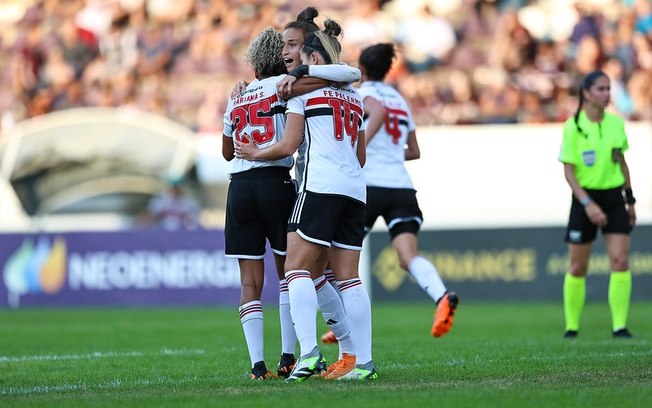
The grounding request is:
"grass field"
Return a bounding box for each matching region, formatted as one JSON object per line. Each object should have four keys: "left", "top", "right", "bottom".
{"left": 2, "top": 301, "right": 651, "bottom": 407}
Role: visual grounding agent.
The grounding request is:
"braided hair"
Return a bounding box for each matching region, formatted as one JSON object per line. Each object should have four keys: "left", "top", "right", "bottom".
{"left": 573, "top": 70, "right": 608, "bottom": 137}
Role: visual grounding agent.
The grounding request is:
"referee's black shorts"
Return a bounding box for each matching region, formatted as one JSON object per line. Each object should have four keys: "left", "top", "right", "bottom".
{"left": 565, "top": 186, "right": 631, "bottom": 244}
{"left": 225, "top": 167, "right": 296, "bottom": 258}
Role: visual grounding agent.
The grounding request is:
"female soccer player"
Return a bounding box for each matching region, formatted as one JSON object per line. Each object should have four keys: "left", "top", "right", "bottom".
{"left": 235, "top": 19, "right": 373, "bottom": 382}
{"left": 355, "top": 43, "right": 459, "bottom": 339}
{"left": 225, "top": 10, "right": 361, "bottom": 380}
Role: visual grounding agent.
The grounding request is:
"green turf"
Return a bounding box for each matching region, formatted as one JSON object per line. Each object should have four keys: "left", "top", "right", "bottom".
{"left": 1, "top": 302, "right": 651, "bottom": 407}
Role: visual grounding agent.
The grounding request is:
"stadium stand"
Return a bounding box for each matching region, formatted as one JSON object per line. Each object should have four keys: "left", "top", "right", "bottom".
{"left": 0, "top": 0, "right": 650, "bottom": 139}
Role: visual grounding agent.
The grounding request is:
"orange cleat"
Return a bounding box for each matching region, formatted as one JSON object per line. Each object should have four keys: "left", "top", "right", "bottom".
{"left": 276, "top": 353, "right": 296, "bottom": 378}
{"left": 251, "top": 361, "right": 279, "bottom": 380}
{"left": 320, "top": 329, "right": 337, "bottom": 344}
{"left": 432, "top": 291, "right": 459, "bottom": 338}
{"left": 320, "top": 353, "right": 356, "bottom": 380}
{"left": 251, "top": 370, "right": 278, "bottom": 380}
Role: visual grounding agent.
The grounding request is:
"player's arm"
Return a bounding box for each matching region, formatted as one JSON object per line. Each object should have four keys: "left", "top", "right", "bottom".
{"left": 306, "top": 64, "right": 361, "bottom": 83}
{"left": 362, "top": 96, "right": 386, "bottom": 145}
{"left": 356, "top": 129, "right": 366, "bottom": 168}
{"left": 229, "top": 80, "right": 249, "bottom": 98}
{"left": 279, "top": 77, "right": 328, "bottom": 99}
{"left": 405, "top": 130, "right": 420, "bottom": 161}
{"left": 222, "top": 134, "right": 235, "bottom": 161}
{"left": 617, "top": 153, "right": 637, "bottom": 226}
{"left": 234, "top": 113, "right": 303, "bottom": 161}
{"left": 277, "top": 64, "right": 361, "bottom": 96}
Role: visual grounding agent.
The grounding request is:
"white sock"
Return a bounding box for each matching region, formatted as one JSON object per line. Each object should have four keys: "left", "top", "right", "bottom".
{"left": 314, "top": 276, "right": 354, "bottom": 356}
{"left": 408, "top": 255, "right": 447, "bottom": 302}
{"left": 338, "top": 278, "right": 372, "bottom": 365}
{"left": 286, "top": 270, "right": 319, "bottom": 357}
{"left": 239, "top": 300, "right": 264, "bottom": 367}
{"left": 278, "top": 279, "right": 297, "bottom": 355}
{"left": 324, "top": 268, "right": 342, "bottom": 300}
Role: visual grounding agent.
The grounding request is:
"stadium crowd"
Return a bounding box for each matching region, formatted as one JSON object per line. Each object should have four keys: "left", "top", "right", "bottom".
{"left": 0, "top": 0, "right": 650, "bottom": 135}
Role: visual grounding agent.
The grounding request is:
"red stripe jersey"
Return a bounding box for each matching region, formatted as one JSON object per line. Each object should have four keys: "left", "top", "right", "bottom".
{"left": 358, "top": 81, "right": 416, "bottom": 189}
{"left": 287, "top": 84, "right": 366, "bottom": 203}
{"left": 224, "top": 75, "right": 293, "bottom": 174}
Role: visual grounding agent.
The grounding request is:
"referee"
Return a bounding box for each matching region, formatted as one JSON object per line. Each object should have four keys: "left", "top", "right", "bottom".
{"left": 559, "top": 70, "right": 637, "bottom": 339}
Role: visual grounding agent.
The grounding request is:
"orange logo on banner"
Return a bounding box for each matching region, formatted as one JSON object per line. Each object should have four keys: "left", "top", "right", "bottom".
{"left": 2, "top": 237, "right": 67, "bottom": 308}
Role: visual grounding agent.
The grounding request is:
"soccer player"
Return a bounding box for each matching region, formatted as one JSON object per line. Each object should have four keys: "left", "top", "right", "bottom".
{"left": 235, "top": 19, "right": 372, "bottom": 382}
{"left": 223, "top": 28, "right": 294, "bottom": 380}
{"left": 320, "top": 43, "right": 459, "bottom": 349}
{"left": 225, "top": 19, "right": 362, "bottom": 380}
{"left": 559, "top": 70, "right": 637, "bottom": 339}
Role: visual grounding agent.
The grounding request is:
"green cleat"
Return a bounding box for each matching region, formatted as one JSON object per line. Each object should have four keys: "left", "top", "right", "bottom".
{"left": 285, "top": 350, "right": 327, "bottom": 383}
{"left": 337, "top": 366, "right": 378, "bottom": 381}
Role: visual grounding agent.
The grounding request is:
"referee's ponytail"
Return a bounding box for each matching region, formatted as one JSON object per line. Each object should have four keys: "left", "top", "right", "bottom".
{"left": 574, "top": 70, "right": 607, "bottom": 138}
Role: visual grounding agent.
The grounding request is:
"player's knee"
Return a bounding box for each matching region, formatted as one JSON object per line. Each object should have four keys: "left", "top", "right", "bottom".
{"left": 609, "top": 255, "right": 629, "bottom": 272}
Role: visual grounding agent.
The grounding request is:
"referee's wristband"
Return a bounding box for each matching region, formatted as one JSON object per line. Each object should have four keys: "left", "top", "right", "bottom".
{"left": 625, "top": 188, "right": 636, "bottom": 205}
{"left": 580, "top": 196, "right": 591, "bottom": 207}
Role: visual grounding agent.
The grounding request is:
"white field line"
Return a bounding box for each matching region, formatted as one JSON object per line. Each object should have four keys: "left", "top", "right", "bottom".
{"left": 1, "top": 349, "right": 207, "bottom": 397}
{"left": 1, "top": 375, "right": 203, "bottom": 397}
{"left": 0, "top": 348, "right": 205, "bottom": 363}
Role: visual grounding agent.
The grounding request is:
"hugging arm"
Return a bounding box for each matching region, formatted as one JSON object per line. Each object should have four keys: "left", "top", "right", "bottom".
{"left": 234, "top": 113, "right": 304, "bottom": 161}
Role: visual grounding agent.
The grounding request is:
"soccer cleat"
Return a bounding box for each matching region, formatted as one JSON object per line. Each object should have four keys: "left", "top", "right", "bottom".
{"left": 612, "top": 328, "right": 634, "bottom": 338}
{"left": 276, "top": 353, "right": 296, "bottom": 378}
{"left": 432, "top": 291, "right": 459, "bottom": 337}
{"left": 251, "top": 361, "right": 278, "bottom": 380}
{"left": 337, "top": 366, "right": 378, "bottom": 381}
{"left": 321, "top": 329, "right": 337, "bottom": 344}
{"left": 564, "top": 330, "right": 578, "bottom": 339}
{"left": 285, "top": 351, "right": 327, "bottom": 382}
{"left": 320, "top": 353, "right": 356, "bottom": 380}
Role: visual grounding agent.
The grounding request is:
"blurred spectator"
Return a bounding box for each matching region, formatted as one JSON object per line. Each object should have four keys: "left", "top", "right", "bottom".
{"left": 99, "top": 13, "right": 138, "bottom": 74}
{"left": 145, "top": 178, "right": 200, "bottom": 230}
{"left": 395, "top": 5, "right": 456, "bottom": 72}
{"left": 2, "top": 0, "right": 651, "bottom": 128}
{"left": 57, "top": 17, "right": 97, "bottom": 78}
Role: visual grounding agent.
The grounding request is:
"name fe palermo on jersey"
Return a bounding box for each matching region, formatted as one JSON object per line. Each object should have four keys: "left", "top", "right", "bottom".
{"left": 321, "top": 88, "right": 362, "bottom": 109}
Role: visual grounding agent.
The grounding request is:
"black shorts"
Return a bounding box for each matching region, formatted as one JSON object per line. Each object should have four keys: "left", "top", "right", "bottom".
{"left": 365, "top": 187, "right": 423, "bottom": 239}
{"left": 288, "top": 191, "right": 365, "bottom": 250}
{"left": 565, "top": 187, "right": 631, "bottom": 244}
{"left": 225, "top": 167, "right": 296, "bottom": 258}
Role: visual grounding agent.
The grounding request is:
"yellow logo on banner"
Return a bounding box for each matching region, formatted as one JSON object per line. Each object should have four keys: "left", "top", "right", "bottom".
{"left": 3, "top": 237, "right": 67, "bottom": 308}
{"left": 372, "top": 246, "right": 405, "bottom": 291}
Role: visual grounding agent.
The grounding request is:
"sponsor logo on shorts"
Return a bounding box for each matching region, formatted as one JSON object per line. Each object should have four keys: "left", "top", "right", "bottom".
{"left": 569, "top": 230, "right": 583, "bottom": 242}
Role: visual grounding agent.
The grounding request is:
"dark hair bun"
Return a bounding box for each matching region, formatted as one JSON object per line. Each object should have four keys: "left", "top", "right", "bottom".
{"left": 323, "top": 19, "right": 342, "bottom": 37}
{"left": 298, "top": 6, "right": 318, "bottom": 22}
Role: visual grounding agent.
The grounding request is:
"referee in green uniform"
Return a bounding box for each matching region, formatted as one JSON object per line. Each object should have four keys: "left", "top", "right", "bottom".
{"left": 558, "top": 70, "right": 637, "bottom": 339}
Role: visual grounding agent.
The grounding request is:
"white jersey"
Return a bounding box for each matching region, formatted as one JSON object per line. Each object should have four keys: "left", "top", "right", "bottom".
{"left": 358, "top": 81, "right": 416, "bottom": 189}
{"left": 223, "top": 75, "right": 293, "bottom": 174}
{"left": 287, "top": 85, "right": 366, "bottom": 203}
